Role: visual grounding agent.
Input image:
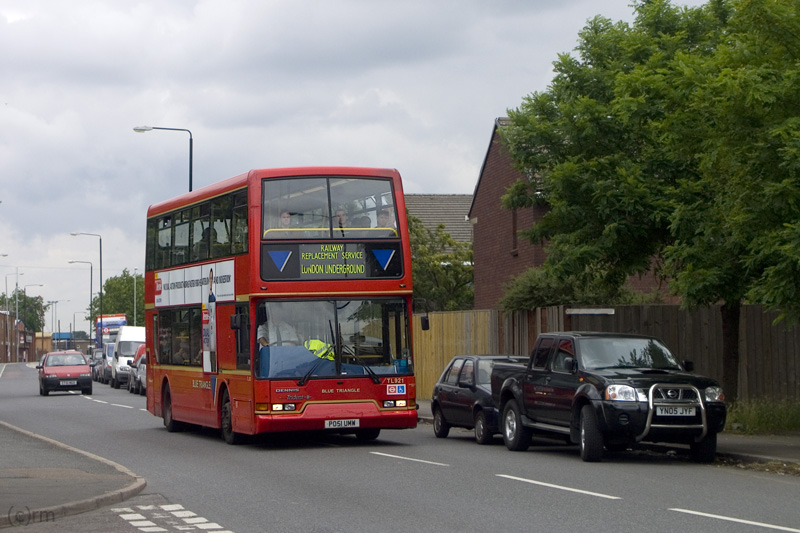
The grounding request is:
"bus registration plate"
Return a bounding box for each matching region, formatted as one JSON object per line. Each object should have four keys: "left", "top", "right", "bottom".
{"left": 325, "top": 419, "right": 360, "bottom": 429}
{"left": 657, "top": 406, "right": 695, "bottom": 416}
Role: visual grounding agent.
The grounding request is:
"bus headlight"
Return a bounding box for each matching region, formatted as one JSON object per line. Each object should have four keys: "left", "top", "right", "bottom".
{"left": 271, "top": 403, "right": 296, "bottom": 411}
{"left": 383, "top": 400, "right": 407, "bottom": 408}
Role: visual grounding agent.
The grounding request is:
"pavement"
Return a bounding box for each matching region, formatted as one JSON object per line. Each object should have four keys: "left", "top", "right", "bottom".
{"left": 0, "top": 420, "right": 145, "bottom": 529}
{"left": 0, "top": 405, "right": 797, "bottom": 529}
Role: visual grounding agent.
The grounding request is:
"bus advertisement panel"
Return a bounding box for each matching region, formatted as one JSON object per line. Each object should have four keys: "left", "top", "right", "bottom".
{"left": 95, "top": 314, "right": 127, "bottom": 346}
{"left": 144, "top": 167, "right": 417, "bottom": 444}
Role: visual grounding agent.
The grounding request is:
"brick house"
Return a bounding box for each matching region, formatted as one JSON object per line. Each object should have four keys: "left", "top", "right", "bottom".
{"left": 468, "top": 118, "right": 548, "bottom": 310}
{"left": 468, "top": 118, "right": 669, "bottom": 311}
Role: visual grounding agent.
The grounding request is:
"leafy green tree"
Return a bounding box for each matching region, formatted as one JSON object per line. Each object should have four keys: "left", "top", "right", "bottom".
{"left": 502, "top": 0, "right": 800, "bottom": 401}
{"left": 1, "top": 291, "right": 47, "bottom": 333}
{"left": 88, "top": 269, "right": 144, "bottom": 327}
{"left": 409, "top": 215, "right": 474, "bottom": 311}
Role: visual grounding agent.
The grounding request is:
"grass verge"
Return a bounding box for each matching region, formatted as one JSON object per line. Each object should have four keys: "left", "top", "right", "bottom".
{"left": 725, "top": 399, "right": 800, "bottom": 435}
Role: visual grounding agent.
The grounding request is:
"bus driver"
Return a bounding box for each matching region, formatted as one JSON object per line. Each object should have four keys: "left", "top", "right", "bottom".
{"left": 257, "top": 307, "right": 303, "bottom": 347}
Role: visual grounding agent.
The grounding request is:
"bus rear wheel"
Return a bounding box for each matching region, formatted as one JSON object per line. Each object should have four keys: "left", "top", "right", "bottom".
{"left": 221, "top": 391, "right": 245, "bottom": 445}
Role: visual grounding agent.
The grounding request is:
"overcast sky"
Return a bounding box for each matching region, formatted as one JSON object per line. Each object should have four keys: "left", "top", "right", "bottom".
{"left": 0, "top": 0, "right": 706, "bottom": 335}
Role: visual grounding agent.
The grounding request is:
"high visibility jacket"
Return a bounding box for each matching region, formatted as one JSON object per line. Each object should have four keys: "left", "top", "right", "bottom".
{"left": 304, "top": 339, "right": 334, "bottom": 360}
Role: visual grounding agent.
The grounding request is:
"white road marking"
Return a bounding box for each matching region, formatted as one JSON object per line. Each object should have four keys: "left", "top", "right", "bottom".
{"left": 670, "top": 508, "right": 800, "bottom": 532}
{"left": 111, "top": 403, "right": 134, "bottom": 408}
{"left": 370, "top": 451, "right": 449, "bottom": 466}
{"left": 114, "top": 504, "right": 234, "bottom": 533}
{"left": 497, "top": 474, "right": 622, "bottom": 500}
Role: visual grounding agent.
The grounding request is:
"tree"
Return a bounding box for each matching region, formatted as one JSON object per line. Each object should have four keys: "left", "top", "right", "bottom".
{"left": 502, "top": 0, "right": 800, "bottom": 402}
{"left": 409, "top": 215, "right": 474, "bottom": 311}
{"left": 1, "top": 290, "right": 47, "bottom": 333}
{"left": 89, "top": 269, "right": 144, "bottom": 326}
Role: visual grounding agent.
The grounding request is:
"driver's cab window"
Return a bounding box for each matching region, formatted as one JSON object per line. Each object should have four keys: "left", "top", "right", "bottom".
{"left": 552, "top": 339, "right": 575, "bottom": 373}
{"left": 256, "top": 302, "right": 305, "bottom": 348}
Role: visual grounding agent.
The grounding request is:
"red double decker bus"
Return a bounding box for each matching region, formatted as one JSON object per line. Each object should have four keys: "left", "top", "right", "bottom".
{"left": 144, "top": 167, "right": 418, "bottom": 443}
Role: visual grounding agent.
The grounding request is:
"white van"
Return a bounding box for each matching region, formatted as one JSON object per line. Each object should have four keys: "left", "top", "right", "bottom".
{"left": 110, "top": 326, "right": 145, "bottom": 389}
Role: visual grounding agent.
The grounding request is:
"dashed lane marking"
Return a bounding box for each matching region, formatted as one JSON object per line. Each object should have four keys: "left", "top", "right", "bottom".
{"left": 370, "top": 451, "right": 449, "bottom": 466}
{"left": 670, "top": 508, "right": 800, "bottom": 532}
{"left": 497, "top": 474, "right": 622, "bottom": 500}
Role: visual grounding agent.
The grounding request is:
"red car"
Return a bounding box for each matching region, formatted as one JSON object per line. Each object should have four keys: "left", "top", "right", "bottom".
{"left": 36, "top": 350, "right": 93, "bottom": 396}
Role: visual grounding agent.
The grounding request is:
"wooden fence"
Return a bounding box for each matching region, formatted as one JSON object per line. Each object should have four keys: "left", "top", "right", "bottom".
{"left": 413, "top": 305, "right": 800, "bottom": 402}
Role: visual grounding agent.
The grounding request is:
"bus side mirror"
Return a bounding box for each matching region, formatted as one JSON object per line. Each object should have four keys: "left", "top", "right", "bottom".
{"left": 421, "top": 316, "right": 429, "bottom": 331}
{"left": 230, "top": 314, "right": 242, "bottom": 330}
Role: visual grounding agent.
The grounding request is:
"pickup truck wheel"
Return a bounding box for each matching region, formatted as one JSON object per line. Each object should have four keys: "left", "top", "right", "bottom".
{"left": 690, "top": 432, "right": 717, "bottom": 463}
{"left": 433, "top": 407, "right": 450, "bottom": 438}
{"left": 474, "top": 411, "right": 492, "bottom": 445}
{"left": 579, "top": 405, "right": 603, "bottom": 462}
{"left": 502, "top": 400, "right": 531, "bottom": 451}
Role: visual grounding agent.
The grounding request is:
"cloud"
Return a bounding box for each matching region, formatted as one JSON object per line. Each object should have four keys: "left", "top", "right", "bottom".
{"left": 0, "top": 0, "right": 707, "bottom": 331}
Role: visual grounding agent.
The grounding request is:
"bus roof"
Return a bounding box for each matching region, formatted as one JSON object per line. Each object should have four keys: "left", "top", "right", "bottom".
{"left": 146, "top": 166, "right": 401, "bottom": 219}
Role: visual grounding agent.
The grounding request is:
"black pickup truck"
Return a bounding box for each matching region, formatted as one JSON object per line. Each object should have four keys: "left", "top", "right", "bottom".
{"left": 491, "top": 332, "right": 726, "bottom": 462}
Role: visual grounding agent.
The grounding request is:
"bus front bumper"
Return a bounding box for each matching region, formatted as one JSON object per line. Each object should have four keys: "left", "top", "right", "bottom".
{"left": 254, "top": 402, "right": 418, "bottom": 433}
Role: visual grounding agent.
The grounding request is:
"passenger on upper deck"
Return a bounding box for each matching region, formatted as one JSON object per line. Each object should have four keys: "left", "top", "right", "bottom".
{"left": 377, "top": 207, "right": 397, "bottom": 236}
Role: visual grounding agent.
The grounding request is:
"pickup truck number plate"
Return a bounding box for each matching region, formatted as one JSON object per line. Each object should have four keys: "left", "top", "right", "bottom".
{"left": 60, "top": 380, "right": 77, "bottom": 386}
{"left": 325, "top": 419, "right": 359, "bottom": 429}
{"left": 657, "top": 406, "right": 695, "bottom": 416}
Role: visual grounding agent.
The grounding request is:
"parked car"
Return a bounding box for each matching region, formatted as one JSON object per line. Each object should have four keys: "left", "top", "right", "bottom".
{"left": 110, "top": 326, "right": 145, "bottom": 389}
{"left": 491, "top": 332, "right": 727, "bottom": 462}
{"left": 90, "top": 348, "right": 104, "bottom": 381}
{"left": 36, "top": 350, "right": 93, "bottom": 396}
{"left": 431, "top": 355, "right": 526, "bottom": 444}
{"left": 128, "top": 344, "right": 147, "bottom": 395}
{"left": 101, "top": 343, "right": 115, "bottom": 384}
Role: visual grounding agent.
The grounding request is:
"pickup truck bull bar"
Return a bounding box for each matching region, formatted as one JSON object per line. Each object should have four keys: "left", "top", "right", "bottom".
{"left": 637, "top": 383, "right": 707, "bottom": 443}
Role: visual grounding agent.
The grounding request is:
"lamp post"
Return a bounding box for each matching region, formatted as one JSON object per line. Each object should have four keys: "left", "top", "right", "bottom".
{"left": 133, "top": 267, "right": 138, "bottom": 327}
{"left": 5, "top": 270, "right": 21, "bottom": 362}
{"left": 72, "top": 311, "right": 83, "bottom": 350}
{"left": 68, "top": 260, "right": 93, "bottom": 328}
{"left": 21, "top": 284, "right": 43, "bottom": 360}
{"left": 71, "top": 232, "right": 102, "bottom": 349}
{"left": 4, "top": 271, "right": 20, "bottom": 363}
{"left": 23, "top": 283, "right": 44, "bottom": 362}
{"left": 133, "top": 125, "right": 193, "bottom": 192}
{"left": 22, "top": 284, "right": 43, "bottom": 322}
{"left": 47, "top": 300, "right": 61, "bottom": 350}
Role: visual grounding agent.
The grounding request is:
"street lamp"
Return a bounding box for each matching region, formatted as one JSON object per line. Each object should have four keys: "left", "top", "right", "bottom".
{"left": 133, "top": 125, "right": 193, "bottom": 192}
{"left": 133, "top": 267, "right": 138, "bottom": 327}
{"left": 5, "top": 271, "right": 22, "bottom": 313}
{"left": 21, "top": 283, "right": 42, "bottom": 359}
{"left": 71, "top": 232, "right": 102, "bottom": 349}
{"left": 47, "top": 300, "right": 61, "bottom": 350}
{"left": 4, "top": 270, "right": 21, "bottom": 362}
{"left": 68, "top": 260, "right": 93, "bottom": 327}
{"left": 72, "top": 311, "right": 83, "bottom": 350}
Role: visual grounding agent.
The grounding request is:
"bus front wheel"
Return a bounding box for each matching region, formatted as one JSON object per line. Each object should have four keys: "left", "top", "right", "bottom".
{"left": 221, "top": 391, "right": 245, "bottom": 445}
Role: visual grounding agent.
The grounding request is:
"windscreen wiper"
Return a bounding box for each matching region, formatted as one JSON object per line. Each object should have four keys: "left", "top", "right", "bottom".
{"left": 346, "top": 351, "right": 381, "bottom": 384}
{"left": 297, "top": 357, "right": 325, "bottom": 386}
